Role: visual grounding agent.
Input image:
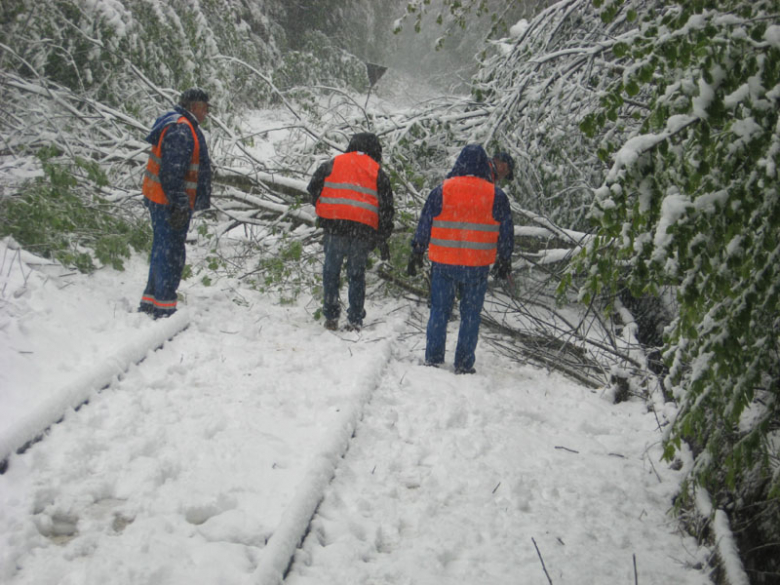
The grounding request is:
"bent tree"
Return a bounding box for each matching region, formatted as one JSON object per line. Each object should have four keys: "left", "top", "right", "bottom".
{"left": 579, "top": 0, "right": 780, "bottom": 577}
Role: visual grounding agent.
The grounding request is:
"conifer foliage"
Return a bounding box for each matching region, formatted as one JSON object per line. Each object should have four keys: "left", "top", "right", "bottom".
{"left": 581, "top": 0, "right": 780, "bottom": 576}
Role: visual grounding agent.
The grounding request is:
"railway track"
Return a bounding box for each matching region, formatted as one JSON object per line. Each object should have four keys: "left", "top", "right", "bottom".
{"left": 0, "top": 291, "right": 711, "bottom": 584}
{"left": 0, "top": 298, "right": 406, "bottom": 585}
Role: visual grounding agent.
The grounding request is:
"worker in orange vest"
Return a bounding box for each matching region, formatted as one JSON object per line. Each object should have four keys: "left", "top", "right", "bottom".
{"left": 407, "top": 144, "right": 514, "bottom": 374}
{"left": 308, "top": 133, "right": 394, "bottom": 331}
{"left": 139, "top": 88, "right": 212, "bottom": 318}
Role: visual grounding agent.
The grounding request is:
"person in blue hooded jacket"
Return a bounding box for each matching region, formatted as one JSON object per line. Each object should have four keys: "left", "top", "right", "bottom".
{"left": 138, "top": 88, "right": 212, "bottom": 318}
{"left": 407, "top": 145, "right": 514, "bottom": 374}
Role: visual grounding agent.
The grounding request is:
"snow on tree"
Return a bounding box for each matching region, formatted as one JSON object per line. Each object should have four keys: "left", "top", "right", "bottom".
{"left": 472, "top": 0, "right": 649, "bottom": 230}
{"left": 578, "top": 0, "right": 780, "bottom": 578}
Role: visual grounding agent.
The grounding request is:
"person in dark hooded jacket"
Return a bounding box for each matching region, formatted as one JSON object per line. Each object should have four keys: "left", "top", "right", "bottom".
{"left": 139, "top": 88, "right": 212, "bottom": 318}
{"left": 307, "top": 132, "right": 394, "bottom": 331}
{"left": 489, "top": 151, "right": 515, "bottom": 184}
{"left": 407, "top": 144, "right": 514, "bottom": 374}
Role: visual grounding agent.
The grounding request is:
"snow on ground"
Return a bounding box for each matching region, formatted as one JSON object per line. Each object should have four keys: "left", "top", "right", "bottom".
{"left": 0, "top": 234, "right": 713, "bottom": 584}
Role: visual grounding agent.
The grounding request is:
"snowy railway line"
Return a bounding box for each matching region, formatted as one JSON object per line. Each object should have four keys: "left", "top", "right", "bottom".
{"left": 0, "top": 259, "right": 412, "bottom": 584}
{"left": 2, "top": 322, "right": 400, "bottom": 584}
{"left": 0, "top": 252, "right": 713, "bottom": 584}
{"left": 0, "top": 301, "right": 399, "bottom": 584}
{"left": 0, "top": 312, "right": 191, "bottom": 475}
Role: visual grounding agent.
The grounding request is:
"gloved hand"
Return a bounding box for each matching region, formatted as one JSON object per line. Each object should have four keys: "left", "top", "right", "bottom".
{"left": 493, "top": 256, "right": 511, "bottom": 280}
{"left": 406, "top": 252, "right": 424, "bottom": 277}
{"left": 378, "top": 241, "right": 391, "bottom": 262}
{"left": 168, "top": 204, "right": 190, "bottom": 230}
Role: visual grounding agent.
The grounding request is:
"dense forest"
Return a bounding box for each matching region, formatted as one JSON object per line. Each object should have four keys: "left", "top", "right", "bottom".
{"left": 1, "top": 0, "right": 778, "bottom": 582}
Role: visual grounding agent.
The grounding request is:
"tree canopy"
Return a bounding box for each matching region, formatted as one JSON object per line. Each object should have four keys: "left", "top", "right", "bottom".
{"left": 579, "top": 0, "right": 780, "bottom": 578}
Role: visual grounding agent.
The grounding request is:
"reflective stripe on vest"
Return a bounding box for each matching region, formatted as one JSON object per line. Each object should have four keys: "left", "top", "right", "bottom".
{"left": 428, "top": 176, "right": 499, "bottom": 266}
{"left": 142, "top": 116, "right": 200, "bottom": 208}
{"left": 315, "top": 152, "right": 380, "bottom": 230}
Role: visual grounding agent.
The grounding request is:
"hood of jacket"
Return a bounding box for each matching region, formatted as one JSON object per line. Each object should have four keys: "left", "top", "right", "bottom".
{"left": 145, "top": 106, "right": 198, "bottom": 145}
{"left": 346, "top": 132, "right": 382, "bottom": 163}
{"left": 446, "top": 144, "right": 493, "bottom": 182}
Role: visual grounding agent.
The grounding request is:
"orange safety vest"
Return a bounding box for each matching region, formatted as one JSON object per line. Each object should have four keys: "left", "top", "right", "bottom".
{"left": 428, "top": 176, "right": 500, "bottom": 266}
{"left": 142, "top": 116, "right": 200, "bottom": 209}
{"left": 315, "top": 152, "right": 380, "bottom": 230}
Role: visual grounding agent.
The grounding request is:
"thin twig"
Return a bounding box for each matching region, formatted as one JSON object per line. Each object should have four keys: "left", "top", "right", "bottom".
{"left": 554, "top": 445, "right": 579, "bottom": 454}
{"left": 532, "top": 537, "right": 553, "bottom": 585}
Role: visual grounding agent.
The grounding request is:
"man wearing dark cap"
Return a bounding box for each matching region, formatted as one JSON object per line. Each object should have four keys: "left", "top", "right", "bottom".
{"left": 489, "top": 151, "right": 515, "bottom": 184}
{"left": 307, "top": 132, "right": 395, "bottom": 331}
{"left": 139, "top": 88, "right": 212, "bottom": 318}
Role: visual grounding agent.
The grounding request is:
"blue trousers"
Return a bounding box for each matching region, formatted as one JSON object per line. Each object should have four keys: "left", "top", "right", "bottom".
{"left": 322, "top": 233, "right": 372, "bottom": 324}
{"left": 425, "top": 263, "right": 489, "bottom": 370}
{"left": 140, "top": 200, "right": 189, "bottom": 318}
